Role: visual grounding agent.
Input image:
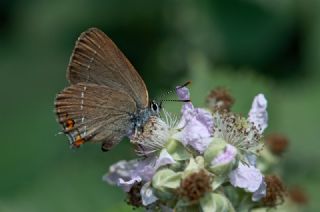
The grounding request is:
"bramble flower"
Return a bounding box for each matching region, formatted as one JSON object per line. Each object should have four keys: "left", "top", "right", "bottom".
{"left": 131, "top": 116, "right": 171, "bottom": 156}
{"left": 101, "top": 84, "right": 300, "bottom": 211}
{"left": 213, "top": 112, "right": 263, "bottom": 158}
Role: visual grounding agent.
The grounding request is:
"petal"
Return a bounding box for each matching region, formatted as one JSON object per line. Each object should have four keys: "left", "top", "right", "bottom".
{"left": 154, "top": 149, "right": 176, "bottom": 170}
{"left": 229, "top": 163, "right": 263, "bottom": 192}
{"left": 178, "top": 117, "right": 213, "bottom": 153}
{"left": 140, "top": 182, "right": 158, "bottom": 206}
{"left": 252, "top": 180, "right": 267, "bottom": 201}
{"left": 194, "top": 108, "right": 214, "bottom": 134}
{"left": 212, "top": 144, "right": 237, "bottom": 166}
{"left": 176, "top": 86, "right": 190, "bottom": 100}
{"left": 175, "top": 86, "right": 214, "bottom": 153}
{"left": 246, "top": 154, "right": 257, "bottom": 166}
{"left": 189, "top": 137, "right": 213, "bottom": 154}
{"left": 248, "top": 94, "right": 268, "bottom": 133}
{"left": 103, "top": 160, "right": 139, "bottom": 185}
{"left": 135, "top": 157, "right": 157, "bottom": 182}
{"left": 118, "top": 176, "right": 142, "bottom": 192}
{"left": 103, "top": 157, "right": 157, "bottom": 188}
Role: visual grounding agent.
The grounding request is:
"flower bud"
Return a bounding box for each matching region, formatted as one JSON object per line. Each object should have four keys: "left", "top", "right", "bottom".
{"left": 204, "top": 138, "right": 237, "bottom": 175}
{"left": 152, "top": 169, "right": 182, "bottom": 200}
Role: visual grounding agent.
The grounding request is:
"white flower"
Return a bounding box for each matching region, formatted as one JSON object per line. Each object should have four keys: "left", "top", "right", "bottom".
{"left": 213, "top": 112, "right": 263, "bottom": 154}
{"left": 131, "top": 116, "right": 171, "bottom": 156}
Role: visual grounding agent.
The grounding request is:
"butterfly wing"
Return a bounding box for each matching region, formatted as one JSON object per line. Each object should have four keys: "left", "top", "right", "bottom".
{"left": 55, "top": 82, "right": 136, "bottom": 151}
{"left": 67, "top": 27, "right": 148, "bottom": 108}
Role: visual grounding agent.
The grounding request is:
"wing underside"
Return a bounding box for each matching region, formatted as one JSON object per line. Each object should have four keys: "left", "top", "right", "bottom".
{"left": 67, "top": 27, "right": 149, "bottom": 108}
{"left": 55, "top": 83, "right": 137, "bottom": 150}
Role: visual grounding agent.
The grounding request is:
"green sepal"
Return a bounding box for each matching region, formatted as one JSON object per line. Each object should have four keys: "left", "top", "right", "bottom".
{"left": 211, "top": 175, "right": 227, "bottom": 191}
{"left": 166, "top": 139, "right": 191, "bottom": 161}
{"left": 204, "top": 138, "right": 236, "bottom": 175}
{"left": 200, "top": 193, "right": 235, "bottom": 212}
{"left": 204, "top": 138, "right": 228, "bottom": 163}
{"left": 152, "top": 168, "right": 182, "bottom": 200}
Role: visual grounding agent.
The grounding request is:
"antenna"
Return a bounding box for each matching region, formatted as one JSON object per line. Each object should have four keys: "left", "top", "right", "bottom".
{"left": 158, "top": 81, "right": 192, "bottom": 108}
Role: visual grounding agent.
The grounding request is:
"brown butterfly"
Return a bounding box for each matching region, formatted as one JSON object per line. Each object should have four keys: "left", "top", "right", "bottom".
{"left": 54, "top": 28, "right": 161, "bottom": 151}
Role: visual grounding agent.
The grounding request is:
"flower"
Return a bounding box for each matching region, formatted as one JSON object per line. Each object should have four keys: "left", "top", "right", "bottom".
{"left": 131, "top": 116, "right": 171, "bottom": 156}
{"left": 174, "top": 87, "right": 214, "bottom": 153}
{"left": 103, "top": 149, "right": 175, "bottom": 193}
{"left": 248, "top": 94, "right": 268, "bottom": 133}
{"left": 229, "top": 162, "right": 264, "bottom": 193}
{"left": 213, "top": 112, "right": 263, "bottom": 155}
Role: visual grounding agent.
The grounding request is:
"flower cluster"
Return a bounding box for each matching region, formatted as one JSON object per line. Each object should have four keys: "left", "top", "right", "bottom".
{"left": 103, "top": 86, "right": 304, "bottom": 211}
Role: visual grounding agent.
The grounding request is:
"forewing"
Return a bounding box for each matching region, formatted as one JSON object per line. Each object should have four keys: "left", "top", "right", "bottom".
{"left": 67, "top": 27, "right": 148, "bottom": 108}
{"left": 55, "top": 83, "right": 136, "bottom": 150}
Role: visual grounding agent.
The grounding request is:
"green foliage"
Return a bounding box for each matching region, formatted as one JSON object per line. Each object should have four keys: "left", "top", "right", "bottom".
{"left": 0, "top": 0, "right": 319, "bottom": 211}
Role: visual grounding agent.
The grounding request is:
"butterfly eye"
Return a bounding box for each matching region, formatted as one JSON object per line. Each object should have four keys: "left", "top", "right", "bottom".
{"left": 151, "top": 102, "right": 158, "bottom": 112}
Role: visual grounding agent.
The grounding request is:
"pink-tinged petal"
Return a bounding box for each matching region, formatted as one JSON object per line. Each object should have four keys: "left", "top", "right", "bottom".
{"left": 229, "top": 162, "right": 263, "bottom": 192}
{"left": 252, "top": 180, "right": 267, "bottom": 201}
{"left": 212, "top": 144, "right": 237, "bottom": 166}
{"left": 248, "top": 94, "right": 268, "bottom": 133}
{"left": 177, "top": 86, "right": 193, "bottom": 112}
{"left": 140, "top": 182, "right": 158, "bottom": 206}
{"left": 154, "top": 149, "right": 176, "bottom": 170}
{"left": 104, "top": 150, "right": 176, "bottom": 191}
{"left": 194, "top": 108, "right": 214, "bottom": 134}
{"left": 176, "top": 86, "right": 190, "bottom": 100}
{"left": 118, "top": 176, "right": 142, "bottom": 192}
{"left": 175, "top": 86, "right": 214, "bottom": 153}
{"left": 178, "top": 110, "right": 214, "bottom": 153}
{"left": 103, "top": 160, "right": 139, "bottom": 185}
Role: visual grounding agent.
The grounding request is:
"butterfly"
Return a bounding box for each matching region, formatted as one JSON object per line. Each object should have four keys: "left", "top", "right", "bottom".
{"left": 54, "top": 28, "right": 161, "bottom": 151}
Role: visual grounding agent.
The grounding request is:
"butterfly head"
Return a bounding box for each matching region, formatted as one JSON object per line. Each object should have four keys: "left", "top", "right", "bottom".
{"left": 150, "top": 100, "right": 161, "bottom": 115}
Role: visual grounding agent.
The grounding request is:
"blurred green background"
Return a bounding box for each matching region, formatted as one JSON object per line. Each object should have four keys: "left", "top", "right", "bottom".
{"left": 1, "top": 0, "right": 319, "bottom": 211}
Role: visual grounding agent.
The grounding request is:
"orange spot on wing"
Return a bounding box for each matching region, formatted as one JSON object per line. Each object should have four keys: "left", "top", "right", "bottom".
{"left": 65, "top": 119, "right": 75, "bottom": 130}
{"left": 73, "top": 135, "right": 85, "bottom": 148}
